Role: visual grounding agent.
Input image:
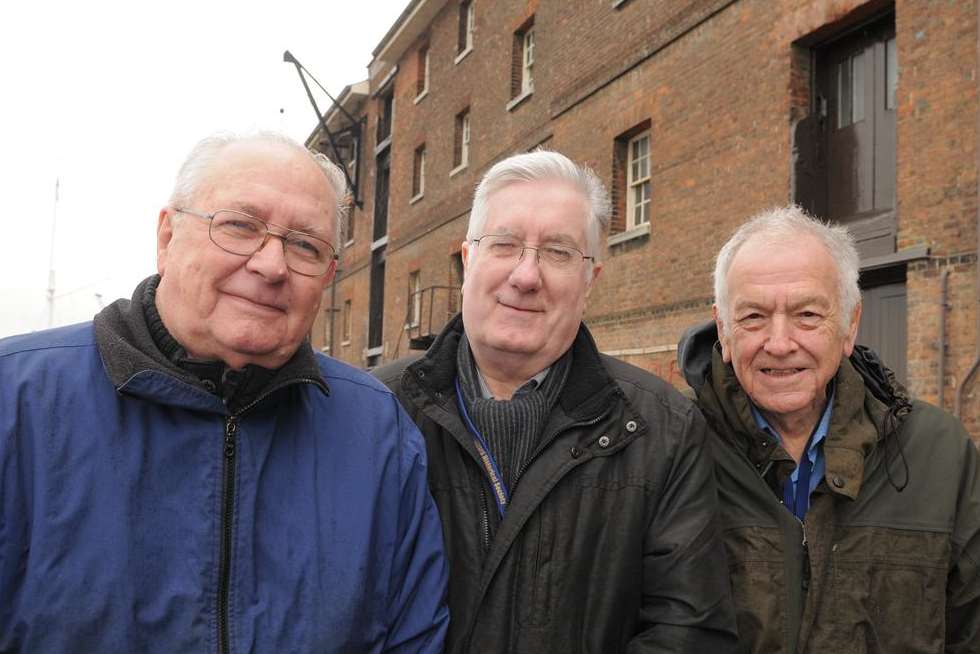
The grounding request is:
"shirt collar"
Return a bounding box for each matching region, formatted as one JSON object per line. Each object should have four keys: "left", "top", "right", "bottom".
{"left": 750, "top": 382, "right": 836, "bottom": 462}
{"left": 476, "top": 366, "right": 551, "bottom": 400}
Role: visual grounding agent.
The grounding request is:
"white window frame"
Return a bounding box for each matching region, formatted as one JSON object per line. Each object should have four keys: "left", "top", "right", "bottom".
{"left": 412, "top": 145, "right": 426, "bottom": 202}
{"left": 416, "top": 46, "right": 430, "bottom": 101}
{"left": 627, "top": 132, "right": 651, "bottom": 229}
{"left": 464, "top": 1, "right": 475, "bottom": 51}
{"left": 407, "top": 271, "right": 422, "bottom": 328}
{"left": 522, "top": 28, "right": 535, "bottom": 94}
{"left": 341, "top": 300, "right": 352, "bottom": 344}
{"left": 461, "top": 113, "right": 470, "bottom": 167}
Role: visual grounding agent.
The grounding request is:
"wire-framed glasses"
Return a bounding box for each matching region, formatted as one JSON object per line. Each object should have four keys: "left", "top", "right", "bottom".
{"left": 176, "top": 208, "right": 337, "bottom": 277}
{"left": 471, "top": 234, "right": 594, "bottom": 272}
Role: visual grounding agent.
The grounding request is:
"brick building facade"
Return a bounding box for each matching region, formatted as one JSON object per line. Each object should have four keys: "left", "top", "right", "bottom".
{"left": 307, "top": 0, "right": 980, "bottom": 438}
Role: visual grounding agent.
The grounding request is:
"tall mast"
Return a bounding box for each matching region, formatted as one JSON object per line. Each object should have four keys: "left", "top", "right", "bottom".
{"left": 47, "top": 178, "right": 59, "bottom": 328}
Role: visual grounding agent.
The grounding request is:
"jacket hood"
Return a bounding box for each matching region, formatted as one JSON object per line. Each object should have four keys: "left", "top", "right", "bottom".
{"left": 677, "top": 320, "right": 718, "bottom": 395}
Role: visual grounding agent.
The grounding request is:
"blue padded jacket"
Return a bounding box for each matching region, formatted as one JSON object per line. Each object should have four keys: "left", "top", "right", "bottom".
{"left": 0, "top": 296, "right": 448, "bottom": 653}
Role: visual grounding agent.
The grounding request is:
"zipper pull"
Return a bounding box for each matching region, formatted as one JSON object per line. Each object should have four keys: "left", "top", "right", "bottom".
{"left": 224, "top": 417, "right": 237, "bottom": 459}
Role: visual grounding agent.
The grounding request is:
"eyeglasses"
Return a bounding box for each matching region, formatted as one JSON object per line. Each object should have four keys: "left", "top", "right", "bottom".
{"left": 175, "top": 208, "right": 337, "bottom": 277}
{"left": 471, "top": 234, "right": 595, "bottom": 272}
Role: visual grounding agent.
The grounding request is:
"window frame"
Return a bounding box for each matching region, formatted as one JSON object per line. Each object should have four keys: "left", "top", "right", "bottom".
{"left": 626, "top": 131, "right": 651, "bottom": 230}
{"left": 521, "top": 28, "right": 535, "bottom": 94}
{"left": 406, "top": 270, "right": 422, "bottom": 328}
{"left": 341, "top": 299, "right": 352, "bottom": 344}
{"left": 411, "top": 144, "right": 426, "bottom": 201}
{"left": 416, "top": 44, "right": 430, "bottom": 100}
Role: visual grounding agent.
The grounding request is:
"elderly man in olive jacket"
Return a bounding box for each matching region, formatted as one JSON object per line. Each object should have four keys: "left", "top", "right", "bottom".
{"left": 679, "top": 205, "right": 980, "bottom": 653}
{"left": 376, "top": 151, "right": 737, "bottom": 653}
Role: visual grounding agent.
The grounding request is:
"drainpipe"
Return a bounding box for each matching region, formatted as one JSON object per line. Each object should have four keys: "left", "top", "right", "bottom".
{"left": 954, "top": 0, "right": 980, "bottom": 419}
{"left": 939, "top": 269, "right": 949, "bottom": 409}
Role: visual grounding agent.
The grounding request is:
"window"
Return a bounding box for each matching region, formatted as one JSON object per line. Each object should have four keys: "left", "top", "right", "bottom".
{"left": 510, "top": 18, "right": 535, "bottom": 101}
{"left": 342, "top": 300, "right": 352, "bottom": 343}
{"left": 521, "top": 28, "right": 535, "bottom": 93}
{"left": 837, "top": 49, "right": 865, "bottom": 128}
{"left": 412, "top": 144, "right": 426, "bottom": 199}
{"left": 416, "top": 45, "right": 430, "bottom": 99}
{"left": 376, "top": 91, "right": 394, "bottom": 144}
{"left": 457, "top": 1, "right": 475, "bottom": 55}
{"left": 453, "top": 109, "right": 470, "bottom": 171}
{"left": 627, "top": 132, "right": 651, "bottom": 228}
{"left": 406, "top": 270, "right": 422, "bottom": 328}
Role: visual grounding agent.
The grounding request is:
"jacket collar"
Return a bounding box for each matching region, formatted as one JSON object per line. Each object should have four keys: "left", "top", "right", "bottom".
{"left": 406, "top": 314, "right": 619, "bottom": 421}
{"left": 94, "top": 275, "right": 328, "bottom": 412}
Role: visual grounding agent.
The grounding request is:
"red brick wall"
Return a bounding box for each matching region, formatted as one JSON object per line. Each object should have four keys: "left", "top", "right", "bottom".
{"left": 313, "top": 0, "right": 979, "bottom": 439}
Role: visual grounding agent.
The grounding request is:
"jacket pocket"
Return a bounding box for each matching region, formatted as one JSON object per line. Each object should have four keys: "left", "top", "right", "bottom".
{"left": 829, "top": 526, "right": 949, "bottom": 653}
{"left": 723, "top": 526, "right": 787, "bottom": 654}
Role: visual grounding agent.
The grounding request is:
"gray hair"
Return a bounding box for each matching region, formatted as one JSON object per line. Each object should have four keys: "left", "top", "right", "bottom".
{"left": 713, "top": 205, "right": 861, "bottom": 334}
{"left": 168, "top": 131, "right": 350, "bottom": 247}
{"left": 467, "top": 150, "right": 611, "bottom": 262}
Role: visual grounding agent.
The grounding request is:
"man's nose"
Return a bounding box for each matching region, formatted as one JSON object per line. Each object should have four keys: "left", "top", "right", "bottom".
{"left": 508, "top": 247, "right": 543, "bottom": 291}
{"left": 763, "top": 315, "right": 798, "bottom": 356}
{"left": 246, "top": 234, "right": 289, "bottom": 281}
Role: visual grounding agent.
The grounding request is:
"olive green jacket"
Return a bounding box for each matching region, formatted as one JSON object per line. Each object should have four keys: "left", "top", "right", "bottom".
{"left": 678, "top": 322, "right": 980, "bottom": 653}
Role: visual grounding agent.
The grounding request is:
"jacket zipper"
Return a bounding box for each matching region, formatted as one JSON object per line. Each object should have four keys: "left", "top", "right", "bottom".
{"left": 513, "top": 410, "right": 609, "bottom": 482}
{"left": 217, "top": 415, "right": 238, "bottom": 654}
{"left": 214, "top": 378, "right": 321, "bottom": 654}
{"left": 799, "top": 517, "right": 810, "bottom": 591}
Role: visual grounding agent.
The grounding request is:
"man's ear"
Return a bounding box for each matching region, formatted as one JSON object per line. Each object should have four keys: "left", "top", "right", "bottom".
{"left": 842, "top": 300, "right": 863, "bottom": 357}
{"left": 157, "top": 207, "right": 176, "bottom": 275}
{"left": 712, "top": 304, "right": 732, "bottom": 363}
{"left": 584, "top": 261, "right": 603, "bottom": 297}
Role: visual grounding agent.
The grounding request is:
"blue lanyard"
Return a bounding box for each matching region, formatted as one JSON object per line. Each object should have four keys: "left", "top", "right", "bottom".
{"left": 784, "top": 443, "right": 813, "bottom": 520}
{"left": 454, "top": 377, "right": 510, "bottom": 517}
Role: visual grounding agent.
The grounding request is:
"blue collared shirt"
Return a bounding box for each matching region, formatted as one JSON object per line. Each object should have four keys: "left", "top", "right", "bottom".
{"left": 750, "top": 385, "right": 835, "bottom": 515}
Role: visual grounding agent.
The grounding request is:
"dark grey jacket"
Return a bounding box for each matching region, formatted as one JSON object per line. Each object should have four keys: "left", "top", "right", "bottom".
{"left": 678, "top": 321, "right": 980, "bottom": 654}
{"left": 375, "top": 315, "right": 737, "bottom": 654}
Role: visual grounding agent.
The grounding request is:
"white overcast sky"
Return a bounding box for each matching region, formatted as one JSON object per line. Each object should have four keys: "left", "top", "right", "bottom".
{"left": 0, "top": 0, "right": 408, "bottom": 338}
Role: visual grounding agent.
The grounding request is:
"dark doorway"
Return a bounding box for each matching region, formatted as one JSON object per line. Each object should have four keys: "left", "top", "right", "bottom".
{"left": 796, "top": 14, "right": 897, "bottom": 259}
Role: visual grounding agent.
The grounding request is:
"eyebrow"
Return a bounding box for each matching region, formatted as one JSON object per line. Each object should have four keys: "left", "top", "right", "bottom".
{"left": 231, "top": 203, "right": 327, "bottom": 238}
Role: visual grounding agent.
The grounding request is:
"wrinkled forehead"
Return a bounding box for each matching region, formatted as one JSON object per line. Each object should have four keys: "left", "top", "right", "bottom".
{"left": 194, "top": 142, "right": 336, "bottom": 231}
{"left": 726, "top": 233, "right": 840, "bottom": 299}
{"left": 484, "top": 179, "right": 590, "bottom": 241}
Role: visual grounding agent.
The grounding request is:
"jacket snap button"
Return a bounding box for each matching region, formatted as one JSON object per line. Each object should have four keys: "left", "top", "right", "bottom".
{"left": 832, "top": 476, "right": 845, "bottom": 488}
{"left": 598, "top": 435, "right": 611, "bottom": 448}
{"left": 570, "top": 447, "right": 583, "bottom": 459}
{"left": 625, "top": 420, "right": 637, "bottom": 433}
{"left": 418, "top": 370, "right": 426, "bottom": 379}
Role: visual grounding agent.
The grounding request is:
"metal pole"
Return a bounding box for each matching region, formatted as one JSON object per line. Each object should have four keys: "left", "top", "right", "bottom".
{"left": 46, "top": 178, "right": 59, "bottom": 328}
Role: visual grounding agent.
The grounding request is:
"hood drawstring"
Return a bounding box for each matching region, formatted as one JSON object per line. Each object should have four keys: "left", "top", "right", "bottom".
{"left": 850, "top": 345, "right": 913, "bottom": 493}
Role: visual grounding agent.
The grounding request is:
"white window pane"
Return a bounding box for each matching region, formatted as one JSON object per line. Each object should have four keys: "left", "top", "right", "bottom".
{"left": 886, "top": 37, "right": 897, "bottom": 110}
{"left": 852, "top": 51, "right": 865, "bottom": 123}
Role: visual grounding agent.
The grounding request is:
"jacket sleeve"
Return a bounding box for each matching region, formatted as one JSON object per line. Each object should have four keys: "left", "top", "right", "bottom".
{"left": 382, "top": 396, "right": 450, "bottom": 653}
{"left": 627, "top": 404, "right": 738, "bottom": 653}
{"left": 946, "top": 419, "right": 980, "bottom": 653}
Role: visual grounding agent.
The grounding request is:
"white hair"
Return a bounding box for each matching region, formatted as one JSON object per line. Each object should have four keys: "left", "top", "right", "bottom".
{"left": 467, "top": 150, "right": 611, "bottom": 262}
{"left": 168, "top": 131, "right": 350, "bottom": 247}
{"left": 713, "top": 205, "right": 861, "bottom": 334}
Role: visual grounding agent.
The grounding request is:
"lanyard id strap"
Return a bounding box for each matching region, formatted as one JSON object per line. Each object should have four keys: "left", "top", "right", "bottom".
{"left": 455, "top": 376, "right": 509, "bottom": 517}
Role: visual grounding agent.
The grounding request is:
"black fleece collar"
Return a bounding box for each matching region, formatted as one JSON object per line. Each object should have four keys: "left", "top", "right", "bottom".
{"left": 94, "top": 275, "right": 328, "bottom": 412}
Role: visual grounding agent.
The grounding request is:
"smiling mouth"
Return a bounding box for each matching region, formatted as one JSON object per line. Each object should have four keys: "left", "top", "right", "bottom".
{"left": 761, "top": 368, "right": 804, "bottom": 377}
{"left": 227, "top": 294, "right": 286, "bottom": 313}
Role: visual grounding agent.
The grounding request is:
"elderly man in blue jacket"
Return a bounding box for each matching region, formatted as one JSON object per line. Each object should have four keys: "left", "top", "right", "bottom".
{"left": 0, "top": 133, "right": 449, "bottom": 653}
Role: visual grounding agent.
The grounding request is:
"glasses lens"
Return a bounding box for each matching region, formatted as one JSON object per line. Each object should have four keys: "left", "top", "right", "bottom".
{"left": 539, "top": 245, "right": 576, "bottom": 267}
{"left": 210, "top": 211, "right": 265, "bottom": 256}
{"left": 482, "top": 235, "right": 522, "bottom": 259}
{"left": 284, "top": 234, "right": 335, "bottom": 276}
